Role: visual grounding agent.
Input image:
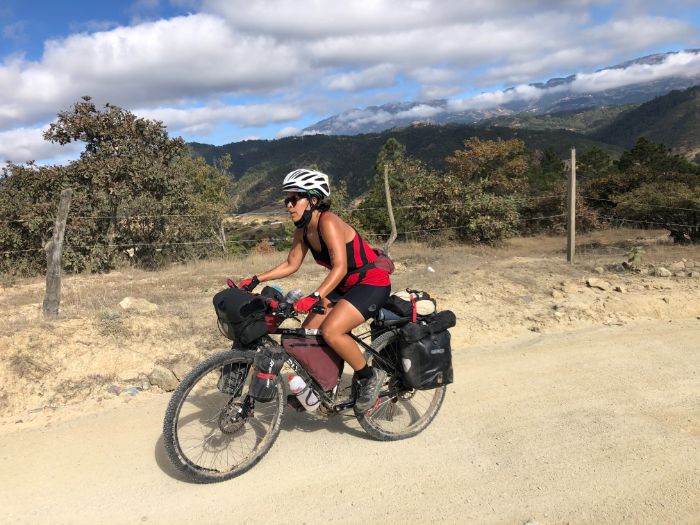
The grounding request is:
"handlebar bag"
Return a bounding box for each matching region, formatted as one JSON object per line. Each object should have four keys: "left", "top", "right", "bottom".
{"left": 398, "top": 310, "right": 456, "bottom": 389}
{"left": 213, "top": 287, "right": 267, "bottom": 345}
{"left": 281, "top": 334, "right": 344, "bottom": 391}
{"left": 248, "top": 348, "right": 285, "bottom": 402}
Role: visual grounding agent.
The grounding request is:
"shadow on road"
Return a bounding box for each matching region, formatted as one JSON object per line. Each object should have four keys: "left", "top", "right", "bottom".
{"left": 154, "top": 432, "right": 194, "bottom": 482}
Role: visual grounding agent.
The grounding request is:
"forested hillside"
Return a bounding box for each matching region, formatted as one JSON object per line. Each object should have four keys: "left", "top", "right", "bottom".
{"left": 591, "top": 85, "right": 700, "bottom": 157}
{"left": 189, "top": 124, "right": 620, "bottom": 211}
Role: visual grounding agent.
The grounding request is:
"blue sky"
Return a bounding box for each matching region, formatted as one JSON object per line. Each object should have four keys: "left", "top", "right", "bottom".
{"left": 1, "top": 0, "right": 699, "bottom": 164}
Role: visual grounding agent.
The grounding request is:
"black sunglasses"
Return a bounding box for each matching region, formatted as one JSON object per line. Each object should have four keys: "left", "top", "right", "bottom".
{"left": 284, "top": 194, "right": 308, "bottom": 206}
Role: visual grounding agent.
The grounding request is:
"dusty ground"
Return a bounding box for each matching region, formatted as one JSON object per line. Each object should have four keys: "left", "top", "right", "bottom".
{"left": 0, "top": 229, "right": 699, "bottom": 523}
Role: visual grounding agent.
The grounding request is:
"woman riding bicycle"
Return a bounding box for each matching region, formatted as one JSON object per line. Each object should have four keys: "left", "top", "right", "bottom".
{"left": 237, "top": 168, "right": 391, "bottom": 413}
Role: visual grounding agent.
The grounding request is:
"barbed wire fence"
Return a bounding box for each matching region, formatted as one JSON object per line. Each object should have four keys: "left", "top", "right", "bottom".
{"left": 3, "top": 147, "right": 699, "bottom": 313}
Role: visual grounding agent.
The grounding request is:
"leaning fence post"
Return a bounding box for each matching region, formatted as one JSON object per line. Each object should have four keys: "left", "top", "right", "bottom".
{"left": 383, "top": 164, "right": 398, "bottom": 256}
{"left": 43, "top": 188, "right": 72, "bottom": 318}
{"left": 566, "top": 148, "right": 576, "bottom": 263}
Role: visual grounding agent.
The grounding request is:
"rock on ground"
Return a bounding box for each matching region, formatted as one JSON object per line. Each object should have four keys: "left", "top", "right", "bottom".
{"left": 148, "top": 365, "right": 178, "bottom": 392}
{"left": 119, "top": 297, "right": 158, "bottom": 313}
{"left": 586, "top": 277, "right": 611, "bottom": 291}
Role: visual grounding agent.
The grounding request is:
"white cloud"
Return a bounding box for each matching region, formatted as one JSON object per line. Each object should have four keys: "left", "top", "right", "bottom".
{"left": 137, "top": 103, "right": 303, "bottom": 134}
{"left": 0, "top": 126, "right": 81, "bottom": 164}
{"left": 0, "top": 0, "right": 698, "bottom": 164}
{"left": 275, "top": 126, "right": 301, "bottom": 139}
{"left": 0, "top": 14, "right": 305, "bottom": 128}
{"left": 324, "top": 64, "right": 396, "bottom": 91}
{"left": 420, "top": 85, "right": 462, "bottom": 100}
{"left": 570, "top": 50, "right": 700, "bottom": 92}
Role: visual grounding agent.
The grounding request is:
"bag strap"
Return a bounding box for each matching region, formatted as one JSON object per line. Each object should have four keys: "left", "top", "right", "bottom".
{"left": 409, "top": 293, "right": 417, "bottom": 323}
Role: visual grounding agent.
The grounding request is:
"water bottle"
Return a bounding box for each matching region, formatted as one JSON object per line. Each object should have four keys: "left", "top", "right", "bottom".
{"left": 287, "top": 374, "right": 320, "bottom": 412}
{"left": 284, "top": 288, "right": 304, "bottom": 304}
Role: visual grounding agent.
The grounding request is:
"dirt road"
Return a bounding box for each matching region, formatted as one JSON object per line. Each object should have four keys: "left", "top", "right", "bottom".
{"left": 1, "top": 320, "right": 698, "bottom": 524}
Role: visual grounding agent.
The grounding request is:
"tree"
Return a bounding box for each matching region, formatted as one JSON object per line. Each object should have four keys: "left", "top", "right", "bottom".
{"left": 1, "top": 97, "right": 233, "bottom": 275}
{"left": 446, "top": 137, "right": 529, "bottom": 195}
{"left": 582, "top": 138, "right": 700, "bottom": 243}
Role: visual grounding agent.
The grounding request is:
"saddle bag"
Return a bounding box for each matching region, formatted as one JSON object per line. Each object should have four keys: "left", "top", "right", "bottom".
{"left": 248, "top": 348, "right": 285, "bottom": 402}
{"left": 281, "top": 334, "right": 344, "bottom": 391}
{"left": 399, "top": 310, "right": 456, "bottom": 390}
{"left": 213, "top": 287, "right": 267, "bottom": 345}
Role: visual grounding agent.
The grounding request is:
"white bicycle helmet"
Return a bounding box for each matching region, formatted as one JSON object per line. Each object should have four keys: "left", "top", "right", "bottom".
{"left": 282, "top": 168, "right": 330, "bottom": 197}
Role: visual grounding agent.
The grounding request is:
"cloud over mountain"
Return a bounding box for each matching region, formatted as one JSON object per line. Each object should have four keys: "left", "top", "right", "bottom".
{"left": 0, "top": 1, "right": 698, "bottom": 163}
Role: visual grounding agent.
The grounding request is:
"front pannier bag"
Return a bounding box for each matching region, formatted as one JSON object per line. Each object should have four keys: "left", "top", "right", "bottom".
{"left": 399, "top": 310, "right": 456, "bottom": 390}
{"left": 248, "top": 348, "right": 285, "bottom": 402}
{"left": 213, "top": 287, "right": 267, "bottom": 345}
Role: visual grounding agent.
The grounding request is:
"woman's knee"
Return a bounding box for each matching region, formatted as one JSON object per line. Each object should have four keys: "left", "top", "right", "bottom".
{"left": 320, "top": 320, "right": 350, "bottom": 345}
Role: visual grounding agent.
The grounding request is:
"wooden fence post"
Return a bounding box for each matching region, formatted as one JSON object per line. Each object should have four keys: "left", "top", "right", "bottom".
{"left": 383, "top": 164, "right": 397, "bottom": 255}
{"left": 567, "top": 148, "right": 576, "bottom": 264}
{"left": 43, "top": 189, "right": 72, "bottom": 318}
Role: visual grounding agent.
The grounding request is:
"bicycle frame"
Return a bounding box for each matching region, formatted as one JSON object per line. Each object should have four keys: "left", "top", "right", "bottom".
{"left": 241, "top": 315, "right": 409, "bottom": 414}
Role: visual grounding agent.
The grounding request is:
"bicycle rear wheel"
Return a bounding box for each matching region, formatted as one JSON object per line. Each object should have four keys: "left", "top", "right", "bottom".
{"left": 356, "top": 331, "right": 446, "bottom": 441}
{"left": 162, "top": 349, "right": 284, "bottom": 483}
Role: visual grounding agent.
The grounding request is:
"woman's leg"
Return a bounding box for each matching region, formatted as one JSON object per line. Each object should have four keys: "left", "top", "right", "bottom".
{"left": 319, "top": 299, "right": 367, "bottom": 371}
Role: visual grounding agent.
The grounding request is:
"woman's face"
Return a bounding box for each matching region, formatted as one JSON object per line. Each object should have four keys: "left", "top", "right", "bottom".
{"left": 284, "top": 192, "right": 308, "bottom": 222}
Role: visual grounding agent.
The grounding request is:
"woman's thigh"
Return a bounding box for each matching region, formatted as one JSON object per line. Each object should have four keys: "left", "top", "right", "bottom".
{"left": 320, "top": 299, "right": 366, "bottom": 336}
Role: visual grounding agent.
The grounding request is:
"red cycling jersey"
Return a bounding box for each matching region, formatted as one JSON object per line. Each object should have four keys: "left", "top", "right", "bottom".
{"left": 303, "top": 211, "right": 390, "bottom": 292}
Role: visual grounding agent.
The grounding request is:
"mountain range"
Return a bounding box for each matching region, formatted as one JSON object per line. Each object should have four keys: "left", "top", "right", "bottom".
{"left": 302, "top": 50, "right": 700, "bottom": 136}
{"left": 189, "top": 52, "right": 700, "bottom": 211}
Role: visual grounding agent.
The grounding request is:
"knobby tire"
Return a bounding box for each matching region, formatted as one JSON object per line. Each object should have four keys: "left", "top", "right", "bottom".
{"left": 162, "top": 349, "right": 285, "bottom": 483}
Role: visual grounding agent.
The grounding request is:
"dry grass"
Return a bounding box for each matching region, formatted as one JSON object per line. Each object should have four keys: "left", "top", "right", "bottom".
{"left": 1, "top": 230, "right": 699, "bottom": 421}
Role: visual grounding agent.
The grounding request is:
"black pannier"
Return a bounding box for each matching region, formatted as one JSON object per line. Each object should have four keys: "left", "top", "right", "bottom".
{"left": 248, "top": 348, "right": 285, "bottom": 402}
{"left": 213, "top": 287, "right": 267, "bottom": 345}
{"left": 399, "top": 310, "right": 456, "bottom": 390}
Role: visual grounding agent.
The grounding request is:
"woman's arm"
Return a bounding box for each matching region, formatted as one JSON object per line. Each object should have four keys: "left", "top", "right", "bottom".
{"left": 314, "top": 215, "right": 348, "bottom": 298}
{"left": 257, "top": 228, "right": 307, "bottom": 282}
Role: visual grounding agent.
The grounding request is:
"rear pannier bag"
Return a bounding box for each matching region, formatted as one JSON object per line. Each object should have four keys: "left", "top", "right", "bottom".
{"left": 213, "top": 287, "right": 267, "bottom": 345}
{"left": 399, "top": 310, "right": 456, "bottom": 390}
{"left": 281, "top": 334, "right": 344, "bottom": 391}
{"left": 248, "top": 348, "right": 285, "bottom": 402}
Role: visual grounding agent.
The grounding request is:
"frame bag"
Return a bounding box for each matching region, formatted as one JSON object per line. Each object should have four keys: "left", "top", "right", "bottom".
{"left": 281, "top": 334, "right": 344, "bottom": 391}
{"left": 399, "top": 310, "right": 456, "bottom": 390}
{"left": 213, "top": 287, "right": 267, "bottom": 345}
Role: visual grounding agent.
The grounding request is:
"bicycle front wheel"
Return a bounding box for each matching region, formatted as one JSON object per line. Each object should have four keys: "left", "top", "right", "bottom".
{"left": 162, "top": 349, "right": 285, "bottom": 483}
{"left": 356, "top": 331, "right": 446, "bottom": 441}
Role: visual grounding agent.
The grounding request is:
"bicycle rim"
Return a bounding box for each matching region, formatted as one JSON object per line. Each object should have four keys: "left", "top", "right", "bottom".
{"left": 163, "top": 350, "right": 284, "bottom": 482}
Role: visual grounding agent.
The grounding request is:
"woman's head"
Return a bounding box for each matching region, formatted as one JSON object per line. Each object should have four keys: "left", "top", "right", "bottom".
{"left": 282, "top": 169, "right": 330, "bottom": 197}
{"left": 282, "top": 169, "right": 331, "bottom": 228}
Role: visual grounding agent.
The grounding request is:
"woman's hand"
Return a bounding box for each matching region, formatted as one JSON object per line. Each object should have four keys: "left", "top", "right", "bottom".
{"left": 293, "top": 294, "right": 320, "bottom": 313}
{"left": 237, "top": 276, "right": 259, "bottom": 291}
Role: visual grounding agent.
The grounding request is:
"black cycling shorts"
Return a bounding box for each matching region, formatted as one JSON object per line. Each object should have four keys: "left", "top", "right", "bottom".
{"left": 327, "top": 284, "right": 391, "bottom": 320}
